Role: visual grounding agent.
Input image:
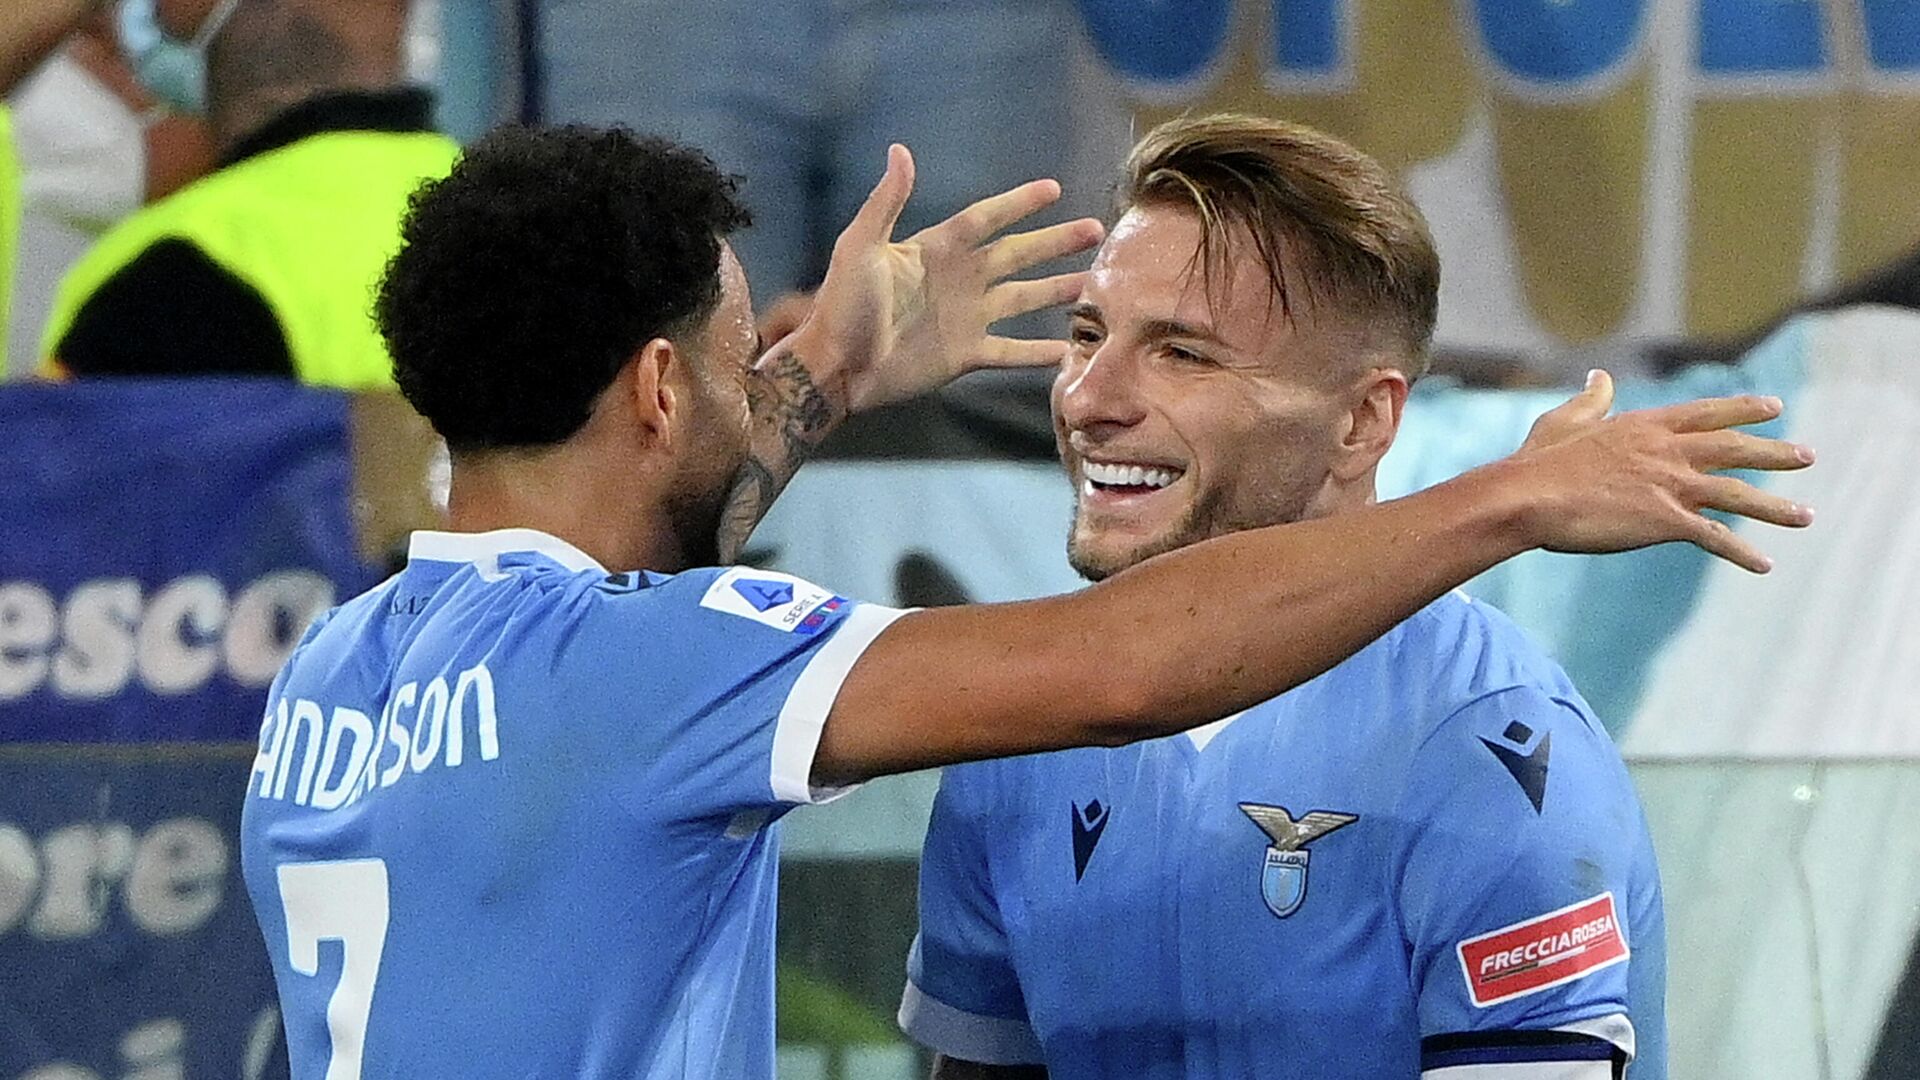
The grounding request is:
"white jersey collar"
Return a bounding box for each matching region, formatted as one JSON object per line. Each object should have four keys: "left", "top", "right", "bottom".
{"left": 407, "top": 528, "right": 608, "bottom": 577}
{"left": 1186, "top": 708, "right": 1249, "bottom": 752}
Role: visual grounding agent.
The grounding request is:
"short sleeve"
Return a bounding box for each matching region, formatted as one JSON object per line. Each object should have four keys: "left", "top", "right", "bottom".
{"left": 597, "top": 566, "right": 907, "bottom": 822}
{"left": 898, "top": 765, "right": 1044, "bottom": 1066}
{"left": 1397, "top": 686, "right": 1643, "bottom": 1074}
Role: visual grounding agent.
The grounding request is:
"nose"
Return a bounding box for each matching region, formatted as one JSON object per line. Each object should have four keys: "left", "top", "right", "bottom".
{"left": 1055, "top": 340, "right": 1148, "bottom": 438}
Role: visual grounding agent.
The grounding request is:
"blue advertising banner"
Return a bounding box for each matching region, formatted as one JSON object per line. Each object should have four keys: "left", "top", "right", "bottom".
{"left": 0, "top": 380, "right": 375, "bottom": 1080}
{"left": 0, "top": 750, "right": 285, "bottom": 1080}
{"left": 0, "top": 380, "right": 372, "bottom": 744}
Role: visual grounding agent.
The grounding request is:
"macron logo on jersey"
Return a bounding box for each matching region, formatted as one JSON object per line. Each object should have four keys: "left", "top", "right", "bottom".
{"left": 1457, "top": 892, "right": 1628, "bottom": 1007}
{"left": 701, "top": 567, "right": 846, "bottom": 635}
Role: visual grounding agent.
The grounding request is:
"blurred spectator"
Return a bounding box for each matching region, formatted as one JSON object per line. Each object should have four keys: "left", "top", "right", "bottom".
{"left": 6, "top": 12, "right": 219, "bottom": 372}
{"left": 39, "top": 0, "right": 458, "bottom": 386}
{"left": 0, "top": 0, "right": 102, "bottom": 93}
{"left": 53, "top": 11, "right": 215, "bottom": 213}
{"left": 1, "top": 106, "right": 15, "bottom": 376}
{"left": 534, "top": 0, "right": 1081, "bottom": 320}
{"left": 0, "top": 0, "right": 119, "bottom": 372}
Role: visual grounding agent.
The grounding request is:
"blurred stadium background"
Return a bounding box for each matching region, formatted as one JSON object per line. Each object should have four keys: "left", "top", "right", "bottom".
{"left": 3, "top": 1, "right": 1918, "bottom": 1078}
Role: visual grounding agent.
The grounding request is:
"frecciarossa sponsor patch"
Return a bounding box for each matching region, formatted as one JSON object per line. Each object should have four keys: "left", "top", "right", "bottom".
{"left": 1456, "top": 892, "right": 1628, "bottom": 1007}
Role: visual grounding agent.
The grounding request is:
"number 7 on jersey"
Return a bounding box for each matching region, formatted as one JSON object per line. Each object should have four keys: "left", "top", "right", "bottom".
{"left": 278, "top": 859, "right": 392, "bottom": 1080}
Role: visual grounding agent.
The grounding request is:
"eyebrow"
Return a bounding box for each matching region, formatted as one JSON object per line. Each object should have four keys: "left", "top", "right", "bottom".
{"left": 1069, "top": 304, "right": 1227, "bottom": 347}
{"left": 1138, "top": 318, "right": 1230, "bottom": 349}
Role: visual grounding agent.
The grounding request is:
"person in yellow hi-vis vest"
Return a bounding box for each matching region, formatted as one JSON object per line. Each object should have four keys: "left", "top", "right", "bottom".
{"left": 41, "top": 0, "right": 457, "bottom": 387}
{"left": 0, "top": 108, "right": 18, "bottom": 375}
{"left": 3, "top": 0, "right": 124, "bottom": 375}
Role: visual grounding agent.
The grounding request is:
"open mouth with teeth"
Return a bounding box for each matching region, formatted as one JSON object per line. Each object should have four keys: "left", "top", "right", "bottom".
{"left": 1081, "top": 459, "right": 1185, "bottom": 497}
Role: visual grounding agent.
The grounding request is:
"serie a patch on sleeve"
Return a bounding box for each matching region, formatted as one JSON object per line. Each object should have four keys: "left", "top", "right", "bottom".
{"left": 699, "top": 567, "right": 848, "bottom": 636}
{"left": 1455, "top": 892, "right": 1629, "bottom": 1008}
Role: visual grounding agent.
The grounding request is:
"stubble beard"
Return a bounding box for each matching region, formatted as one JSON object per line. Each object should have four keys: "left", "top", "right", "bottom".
{"left": 1065, "top": 482, "right": 1315, "bottom": 583}
{"left": 1066, "top": 482, "right": 1233, "bottom": 583}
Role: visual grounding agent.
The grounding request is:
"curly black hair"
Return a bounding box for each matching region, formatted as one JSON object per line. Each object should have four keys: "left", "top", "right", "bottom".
{"left": 376, "top": 125, "right": 752, "bottom": 452}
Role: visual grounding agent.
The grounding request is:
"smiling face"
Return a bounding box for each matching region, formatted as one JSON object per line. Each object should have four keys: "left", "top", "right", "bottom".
{"left": 1055, "top": 203, "right": 1397, "bottom": 581}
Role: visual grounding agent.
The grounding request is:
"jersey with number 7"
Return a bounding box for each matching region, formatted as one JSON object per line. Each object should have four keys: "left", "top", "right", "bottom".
{"left": 241, "top": 531, "right": 907, "bottom": 1079}
{"left": 239, "top": 387, "right": 1810, "bottom": 1079}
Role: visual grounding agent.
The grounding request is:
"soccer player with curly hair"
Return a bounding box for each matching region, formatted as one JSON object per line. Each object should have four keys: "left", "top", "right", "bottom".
{"left": 239, "top": 124, "right": 1811, "bottom": 1079}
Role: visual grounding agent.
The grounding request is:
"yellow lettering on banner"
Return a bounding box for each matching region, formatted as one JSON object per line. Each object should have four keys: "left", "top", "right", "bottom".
{"left": 1100, "top": 2, "right": 1920, "bottom": 345}
{"left": 1135, "top": 0, "right": 1473, "bottom": 175}
{"left": 1120, "top": 0, "right": 1647, "bottom": 343}
{"left": 1132, "top": 0, "right": 1333, "bottom": 134}
{"left": 1687, "top": 97, "right": 1826, "bottom": 338}
{"left": 1839, "top": 91, "right": 1920, "bottom": 282}
{"left": 1136, "top": 0, "right": 1466, "bottom": 171}
{"left": 1492, "top": 75, "right": 1649, "bottom": 343}
{"left": 1340, "top": 0, "right": 1474, "bottom": 171}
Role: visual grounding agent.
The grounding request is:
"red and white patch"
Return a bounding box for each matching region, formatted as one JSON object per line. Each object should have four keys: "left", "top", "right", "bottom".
{"left": 1456, "top": 892, "right": 1629, "bottom": 1008}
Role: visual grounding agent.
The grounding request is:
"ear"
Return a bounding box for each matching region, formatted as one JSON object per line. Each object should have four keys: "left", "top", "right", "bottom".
{"left": 625, "top": 338, "right": 680, "bottom": 449}
{"left": 1329, "top": 366, "right": 1410, "bottom": 483}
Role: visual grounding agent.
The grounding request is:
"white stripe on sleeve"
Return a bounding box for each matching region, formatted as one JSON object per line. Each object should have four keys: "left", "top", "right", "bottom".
{"left": 768, "top": 603, "right": 908, "bottom": 804}
{"left": 1555, "top": 1014, "right": 1635, "bottom": 1060}
{"left": 898, "top": 978, "right": 1045, "bottom": 1067}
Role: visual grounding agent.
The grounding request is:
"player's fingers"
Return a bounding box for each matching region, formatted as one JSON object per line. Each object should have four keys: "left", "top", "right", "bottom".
{"left": 1567, "top": 368, "right": 1616, "bottom": 419}
{"left": 984, "top": 219, "right": 1106, "bottom": 278}
{"left": 973, "top": 336, "right": 1072, "bottom": 370}
{"left": 933, "top": 178, "right": 1064, "bottom": 247}
{"left": 1686, "top": 473, "right": 1815, "bottom": 528}
{"left": 1522, "top": 370, "right": 1613, "bottom": 448}
{"left": 1633, "top": 392, "right": 1784, "bottom": 434}
{"left": 1548, "top": 369, "right": 1616, "bottom": 425}
{"left": 1678, "top": 429, "right": 1816, "bottom": 473}
{"left": 985, "top": 272, "right": 1089, "bottom": 322}
{"left": 1683, "top": 514, "right": 1774, "bottom": 574}
{"left": 839, "top": 144, "right": 916, "bottom": 249}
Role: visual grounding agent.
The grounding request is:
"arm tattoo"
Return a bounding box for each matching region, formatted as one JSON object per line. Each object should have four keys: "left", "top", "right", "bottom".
{"left": 715, "top": 348, "right": 843, "bottom": 563}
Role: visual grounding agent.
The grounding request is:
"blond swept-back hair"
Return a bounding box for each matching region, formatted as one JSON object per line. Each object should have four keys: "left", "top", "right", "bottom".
{"left": 1123, "top": 113, "right": 1440, "bottom": 378}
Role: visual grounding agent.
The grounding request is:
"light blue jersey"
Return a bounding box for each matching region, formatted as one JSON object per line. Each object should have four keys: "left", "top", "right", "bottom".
{"left": 902, "top": 592, "right": 1665, "bottom": 1080}
{"left": 239, "top": 529, "right": 903, "bottom": 1079}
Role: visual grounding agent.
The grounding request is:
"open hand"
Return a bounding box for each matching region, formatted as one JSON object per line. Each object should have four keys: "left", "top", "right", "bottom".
{"left": 1508, "top": 370, "right": 1816, "bottom": 572}
{"left": 796, "top": 144, "right": 1105, "bottom": 414}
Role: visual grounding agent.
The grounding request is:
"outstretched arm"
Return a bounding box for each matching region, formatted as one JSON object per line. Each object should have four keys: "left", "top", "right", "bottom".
{"left": 716, "top": 145, "right": 1101, "bottom": 561}
{"left": 813, "top": 374, "right": 1815, "bottom": 785}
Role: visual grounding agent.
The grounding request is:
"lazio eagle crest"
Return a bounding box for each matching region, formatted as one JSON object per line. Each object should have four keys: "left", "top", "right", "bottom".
{"left": 1239, "top": 803, "right": 1359, "bottom": 919}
